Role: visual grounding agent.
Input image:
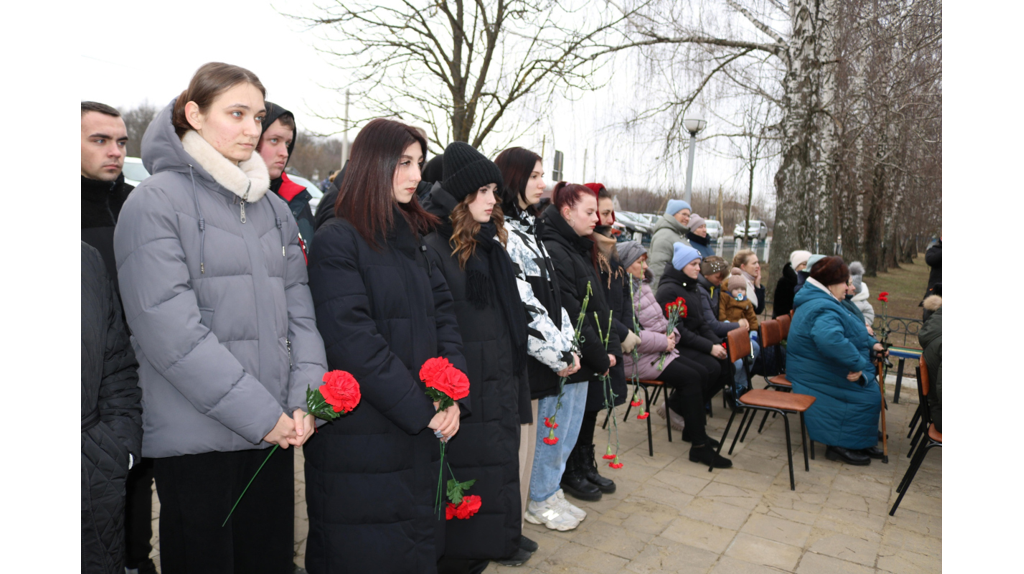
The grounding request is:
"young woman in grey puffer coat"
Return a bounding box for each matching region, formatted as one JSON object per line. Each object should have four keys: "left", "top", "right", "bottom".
{"left": 113, "top": 63, "right": 327, "bottom": 574}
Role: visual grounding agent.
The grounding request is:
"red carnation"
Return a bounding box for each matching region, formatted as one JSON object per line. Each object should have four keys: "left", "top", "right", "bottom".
{"left": 543, "top": 437, "right": 558, "bottom": 445}
{"left": 637, "top": 412, "right": 650, "bottom": 420}
{"left": 445, "top": 502, "right": 458, "bottom": 520}
{"left": 421, "top": 358, "right": 470, "bottom": 402}
{"left": 879, "top": 291, "right": 890, "bottom": 297}
{"left": 419, "top": 357, "right": 452, "bottom": 384}
{"left": 609, "top": 461, "right": 623, "bottom": 469}
{"left": 319, "top": 370, "right": 362, "bottom": 413}
{"left": 630, "top": 399, "right": 642, "bottom": 407}
{"left": 602, "top": 453, "right": 617, "bottom": 460}
{"left": 544, "top": 417, "right": 559, "bottom": 429}
{"left": 454, "top": 495, "right": 482, "bottom": 519}
{"left": 878, "top": 295, "right": 889, "bottom": 303}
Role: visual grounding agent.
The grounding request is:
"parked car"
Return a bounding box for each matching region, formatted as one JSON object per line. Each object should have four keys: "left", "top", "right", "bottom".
{"left": 286, "top": 174, "right": 324, "bottom": 215}
{"left": 122, "top": 157, "right": 150, "bottom": 187}
{"left": 733, "top": 219, "right": 769, "bottom": 240}
{"left": 705, "top": 219, "right": 723, "bottom": 241}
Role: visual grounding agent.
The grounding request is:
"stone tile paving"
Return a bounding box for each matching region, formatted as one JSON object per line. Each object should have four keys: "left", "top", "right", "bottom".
{"left": 145, "top": 387, "right": 940, "bottom": 573}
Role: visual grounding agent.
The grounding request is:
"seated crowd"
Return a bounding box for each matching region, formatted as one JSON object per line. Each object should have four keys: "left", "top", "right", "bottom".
{"left": 82, "top": 61, "right": 924, "bottom": 574}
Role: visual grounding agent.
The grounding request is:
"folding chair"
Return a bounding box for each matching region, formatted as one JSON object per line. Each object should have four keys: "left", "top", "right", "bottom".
{"left": 711, "top": 327, "right": 816, "bottom": 490}
{"left": 906, "top": 359, "right": 935, "bottom": 460}
{"left": 890, "top": 356, "right": 941, "bottom": 515}
{"left": 602, "top": 378, "right": 670, "bottom": 457}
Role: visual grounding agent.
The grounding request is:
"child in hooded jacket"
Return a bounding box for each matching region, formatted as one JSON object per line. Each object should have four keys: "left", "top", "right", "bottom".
{"left": 719, "top": 269, "right": 759, "bottom": 332}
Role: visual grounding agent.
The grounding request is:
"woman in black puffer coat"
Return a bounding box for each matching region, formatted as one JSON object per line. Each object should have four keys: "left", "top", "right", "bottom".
{"left": 538, "top": 183, "right": 621, "bottom": 504}
{"left": 81, "top": 242, "right": 142, "bottom": 574}
{"left": 655, "top": 243, "right": 733, "bottom": 467}
{"left": 305, "top": 119, "right": 468, "bottom": 574}
{"left": 422, "top": 142, "right": 530, "bottom": 571}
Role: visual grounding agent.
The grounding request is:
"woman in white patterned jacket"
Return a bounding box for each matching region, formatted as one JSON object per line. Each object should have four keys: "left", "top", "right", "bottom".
{"left": 494, "top": 147, "right": 583, "bottom": 537}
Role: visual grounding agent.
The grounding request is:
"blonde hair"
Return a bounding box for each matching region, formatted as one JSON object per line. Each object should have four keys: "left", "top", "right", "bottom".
{"left": 733, "top": 249, "right": 756, "bottom": 268}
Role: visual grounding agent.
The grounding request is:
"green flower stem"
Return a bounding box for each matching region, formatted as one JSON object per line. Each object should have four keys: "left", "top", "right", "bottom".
{"left": 222, "top": 444, "right": 277, "bottom": 527}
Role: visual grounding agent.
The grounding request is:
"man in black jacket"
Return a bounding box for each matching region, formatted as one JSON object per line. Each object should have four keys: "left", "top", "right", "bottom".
{"left": 258, "top": 102, "right": 317, "bottom": 255}
{"left": 82, "top": 242, "right": 143, "bottom": 574}
{"left": 81, "top": 101, "right": 156, "bottom": 574}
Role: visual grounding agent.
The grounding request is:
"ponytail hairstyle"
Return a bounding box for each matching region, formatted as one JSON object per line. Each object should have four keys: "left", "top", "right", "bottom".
{"left": 551, "top": 182, "right": 601, "bottom": 272}
{"left": 495, "top": 147, "right": 543, "bottom": 217}
{"left": 449, "top": 193, "right": 508, "bottom": 270}
{"left": 172, "top": 62, "right": 266, "bottom": 138}
{"left": 334, "top": 118, "right": 438, "bottom": 249}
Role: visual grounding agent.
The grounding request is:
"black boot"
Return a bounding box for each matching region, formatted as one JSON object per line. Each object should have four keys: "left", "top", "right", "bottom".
{"left": 689, "top": 443, "right": 732, "bottom": 468}
{"left": 560, "top": 448, "right": 602, "bottom": 501}
{"left": 581, "top": 444, "right": 616, "bottom": 493}
{"left": 825, "top": 445, "right": 871, "bottom": 466}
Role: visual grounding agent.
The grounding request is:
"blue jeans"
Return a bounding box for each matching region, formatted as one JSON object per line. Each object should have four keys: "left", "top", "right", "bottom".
{"left": 529, "top": 382, "right": 588, "bottom": 502}
{"left": 734, "top": 339, "right": 761, "bottom": 394}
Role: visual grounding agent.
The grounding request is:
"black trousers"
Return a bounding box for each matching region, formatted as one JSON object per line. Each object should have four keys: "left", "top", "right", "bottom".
{"left": 153, "top": 447, "right": 294, "bottom": 574}
{"left": 667, "top": 348, "right": 731, "bottom": 442}
{"left": 124, "top": 457, "right": 154, "bottom": 568}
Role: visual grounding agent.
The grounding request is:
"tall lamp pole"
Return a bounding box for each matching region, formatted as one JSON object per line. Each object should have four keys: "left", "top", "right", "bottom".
{"left": 682, "top": 117, "right": 707, "bottom": 205}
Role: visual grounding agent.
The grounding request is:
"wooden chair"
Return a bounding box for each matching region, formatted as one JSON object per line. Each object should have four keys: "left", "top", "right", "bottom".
{"left": 759, "top": 319, "right": 792, "bottom": 392}
{"left": 890, "top": 356, "right": 941, "bottom": 515}
{"left": 710, "top": 327, "right": 816, "bottom": 490}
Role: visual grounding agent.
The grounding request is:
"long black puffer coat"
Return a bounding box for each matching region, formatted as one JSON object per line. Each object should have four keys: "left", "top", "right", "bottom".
{"left": 423, "top": 189, "right": 525, "bottom": 561}
{"left": 304, "top": 210, "right": 468, "bottom": 574}
{"left": 538, "top": 205, "right": 621, "bottom": 385}
{"left": 772, "top": 262, "right": 798, "bottom": 318}
{"left": 81, "top": 242, "right": 142, "bottom": 574}
{"left": 587, "top": 227, "right": 629, "bottom": 411}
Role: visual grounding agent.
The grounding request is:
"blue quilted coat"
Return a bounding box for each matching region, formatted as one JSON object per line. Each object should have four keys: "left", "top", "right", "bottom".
{"left": 787, "top": 283, "right": 880, "bottom": 449}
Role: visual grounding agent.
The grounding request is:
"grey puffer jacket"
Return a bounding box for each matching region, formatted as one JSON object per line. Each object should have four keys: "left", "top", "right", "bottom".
{"left": 114, "top": 100, "right": 328, "bottom": 457}
{"left": 648, "top": 214, "right": 690, "bottom": 289}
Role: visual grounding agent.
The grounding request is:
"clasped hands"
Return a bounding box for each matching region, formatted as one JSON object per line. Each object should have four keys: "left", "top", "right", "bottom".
{"left": 263, "top": 409, "right": 316, "bottom": 449}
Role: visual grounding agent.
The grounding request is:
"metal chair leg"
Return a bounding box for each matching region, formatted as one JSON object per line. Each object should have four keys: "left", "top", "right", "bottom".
{"left": 757, "top": 410, "right": 771, "bottom": 434}
{"left": 782, "top": 413, "right": 795, "bottom": 490}
{"left": 891, "top": 441, "right": 938, "bottom": 515}
{"left": 712, "top": 410, "right": 739, "bottom": 472}
{"left": 728, "top": 409, "right": 750, "bottom": 455}
{"left": 907, "top": 422, "right": 926, "bottom": 458}
{"left": 907, "top": 405, "right": 921, "bottom": 438}
{"left": 739, "top": 408, "right": 757, "bottom": 443}
{"left": 799, "top": 412, "right": 810, "bottom": 471}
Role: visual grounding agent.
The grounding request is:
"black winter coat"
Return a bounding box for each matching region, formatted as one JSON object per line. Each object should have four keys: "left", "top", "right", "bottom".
{"left": 587, "top": 227, "right": 629, "bottom": 411}
{"left": 656, "top": 263, "right": 722, "bottom": 353}
{"left": 772, "top": 262, "right": 798, "bottom": 318}
{"left": 304, "top": 212, "right": 468, "bottom": 574}
{"left": 81, "top": 242, "right": 142, "bottom": 574}
{"left": 925, "top": 240, "right": 941, "bottom": 297}
{"left": 82, "top": 174, "right": 134, "bottom": 299}
{"left": 539, "top": 206, "right": 621, "bottom": 384}
{"left": 272, "top": 174, "right": 316, "bottom": 254}
{"left": 423, "top": 194, "right": 525, "bottom": 560}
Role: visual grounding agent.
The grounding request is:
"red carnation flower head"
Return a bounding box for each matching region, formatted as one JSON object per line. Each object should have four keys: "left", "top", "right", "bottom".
{"left": 455, "top": 495, "right": 482, "bottom": 519}
{"left": 630, "top": 399, "right": 643, "bottom": 407}
{"left": 879, "top": 291, "right": 890, "bottom": 297}
{"left": 544, "top": 416, "right": 559, "bottom": 429}
{"left": 603, "top": 445, "right": 616, "bottom": 460}
{"left": 609, "top": 456, "right": 623, "bottom": 469}
{"left": 445, "top": 502, "right": 459, "bottom": 520}
{"left": 543, "top": 428, "right": 558, "bottom": 445}
{"left": 420, "top": 357, "right": 470, "bottom": 401}
{"left": 319, "top": 370, "right": 361, "bottom": 413}
{"left": 637, "top": 410, "right": 650, "bottom": 420}
{"left": 878, "top": 295, "right": 889, "bottom": 302}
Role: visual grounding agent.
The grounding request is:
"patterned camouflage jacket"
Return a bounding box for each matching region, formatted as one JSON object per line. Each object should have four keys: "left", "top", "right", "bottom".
{"left": 504, "top": 210, "right": 575, "bottom": 398}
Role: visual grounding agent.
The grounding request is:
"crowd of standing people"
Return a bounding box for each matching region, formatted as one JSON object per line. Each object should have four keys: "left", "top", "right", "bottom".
{"left": 82, "top": 61, "right": 929, "bottom": 574}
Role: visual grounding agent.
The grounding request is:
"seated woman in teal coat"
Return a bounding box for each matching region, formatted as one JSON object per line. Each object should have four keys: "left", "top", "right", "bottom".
{"left": 787, "top": 256, "right": 887, "bottom": 466}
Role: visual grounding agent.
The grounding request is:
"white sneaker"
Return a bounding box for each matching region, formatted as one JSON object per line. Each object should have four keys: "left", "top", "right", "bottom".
{"left": 554, "top": 489, "right": 587, "bottom": 521}
{"left": 526, "top": 493, "right": 581, "bottom": 531}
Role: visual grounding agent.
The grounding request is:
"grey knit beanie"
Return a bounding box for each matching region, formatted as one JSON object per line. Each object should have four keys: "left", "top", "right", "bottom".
{"left": 849, "top": 261, "right": 865, "bottom": 292}
{"left": 616, "top": 241, "right": 647, "bottom": 270}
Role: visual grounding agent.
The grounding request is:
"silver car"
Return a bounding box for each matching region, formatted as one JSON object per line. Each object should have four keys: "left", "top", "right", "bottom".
{"left": 705, "top": 219, "right": 723, "bottom": 241}
{"left": 122, "top": 157, "right": 150, "bottom": 187}
{"left": 733, "top": 220, "right": 769, "bottom": 240}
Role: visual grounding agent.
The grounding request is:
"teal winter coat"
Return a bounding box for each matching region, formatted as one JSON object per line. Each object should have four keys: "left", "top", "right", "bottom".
{"left": 787, "top": 283, "right": 880, "bottom": 449}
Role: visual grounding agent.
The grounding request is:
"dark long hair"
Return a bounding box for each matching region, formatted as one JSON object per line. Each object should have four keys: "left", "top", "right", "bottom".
{"left": 334, "top": 118, "right": 438, "bottom": 249}
{"left": 449, "top": 194, "right": 508, "bottom": 270}
{"left": 494, "top": 147, "right": 543, "bottom": 217}
{"left": 551, "top": 182, "right": 601, "bottom": 272}
{"left": 172, "top": 62, "right": 265, "bottom": 138}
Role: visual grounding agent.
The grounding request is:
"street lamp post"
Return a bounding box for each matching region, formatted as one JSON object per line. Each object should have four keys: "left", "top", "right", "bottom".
{"left": 682, "top": 117, "right": 707, "bottom": 206}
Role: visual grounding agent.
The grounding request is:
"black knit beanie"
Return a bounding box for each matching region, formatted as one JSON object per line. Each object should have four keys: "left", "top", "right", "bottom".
{"left": 441, "top": 142, "right": 504, "bottom": 202}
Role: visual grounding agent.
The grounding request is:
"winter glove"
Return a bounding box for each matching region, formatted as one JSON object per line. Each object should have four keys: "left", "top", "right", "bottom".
{"left": 620, "top": 330, "right": 642, "bottom": 353}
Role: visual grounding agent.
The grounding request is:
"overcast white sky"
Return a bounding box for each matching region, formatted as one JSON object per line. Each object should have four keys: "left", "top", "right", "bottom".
{"left": 79, "top": 0, "right": 776, "bottom": 206}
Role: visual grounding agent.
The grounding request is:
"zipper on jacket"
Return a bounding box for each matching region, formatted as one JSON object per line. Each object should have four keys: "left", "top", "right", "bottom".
{"left": 240, "top": 181, "right": 251, "bottom": 223}
{"left": 286, "top": 337, "right": 293, "bottom": 368}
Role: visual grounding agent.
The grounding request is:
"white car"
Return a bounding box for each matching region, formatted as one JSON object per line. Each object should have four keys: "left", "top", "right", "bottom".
{"left": 733, "top": 220, "right": 769, "bottom": 240}
{"left": 286, "top": 174, "right": 324, "bottom": 215}
{"left": 705, "top": 220, "right": 723, "bottom": 241}
{"left": 122, "top": 157, "right": 150, "bottom": 187}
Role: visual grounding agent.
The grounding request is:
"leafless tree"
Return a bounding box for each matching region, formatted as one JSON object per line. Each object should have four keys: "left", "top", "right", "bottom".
{"left": 288, "top": 0, "right": 650, "bottom": 154}
{"left": 119, "top": 101, "right": 158, "bottom": 158}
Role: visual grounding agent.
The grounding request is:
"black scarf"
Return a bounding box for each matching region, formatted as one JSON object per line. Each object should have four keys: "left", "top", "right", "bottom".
{"left": 686, "top": 231, "right": 710, "bottom": 247}
{"left": 82, "top": 174, "right": 126, "bottom": 229}
{"left": 430, "top": 188, "right": 529, "bottom": 374}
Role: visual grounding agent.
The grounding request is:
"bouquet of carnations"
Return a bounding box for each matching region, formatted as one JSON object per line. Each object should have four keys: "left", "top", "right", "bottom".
{"left": 657, "top": 297, "right": 687, "bottom": 369}
{"left": 419, "top": 357, "right": 474, "bottom": 519}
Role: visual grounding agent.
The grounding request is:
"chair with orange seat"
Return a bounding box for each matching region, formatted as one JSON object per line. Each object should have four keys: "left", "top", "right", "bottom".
{"left": 709, "top": 327, "right": 816, "bottom": 490}
{"left": 889, "top": 355, "right": 941, "bottom": 515}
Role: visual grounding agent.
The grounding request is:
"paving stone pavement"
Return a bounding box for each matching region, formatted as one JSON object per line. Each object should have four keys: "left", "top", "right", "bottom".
{"left": 144, "top": 387, "right": 940, "bottom": 573}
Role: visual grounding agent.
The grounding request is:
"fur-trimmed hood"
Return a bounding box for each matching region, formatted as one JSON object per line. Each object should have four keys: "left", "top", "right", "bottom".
{"left": 923, "top": 294, "right": 942, "bottom": 311}
{"left": 142, "top": 99, "right": 270, "bottom": 203}
{"left": 851, "top": 282, "right": 870, "bottom": 302}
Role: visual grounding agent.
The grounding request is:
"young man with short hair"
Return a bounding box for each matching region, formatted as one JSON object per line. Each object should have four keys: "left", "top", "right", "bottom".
{"left": 258, "top": 102, "right": 316, "bottom": 254}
